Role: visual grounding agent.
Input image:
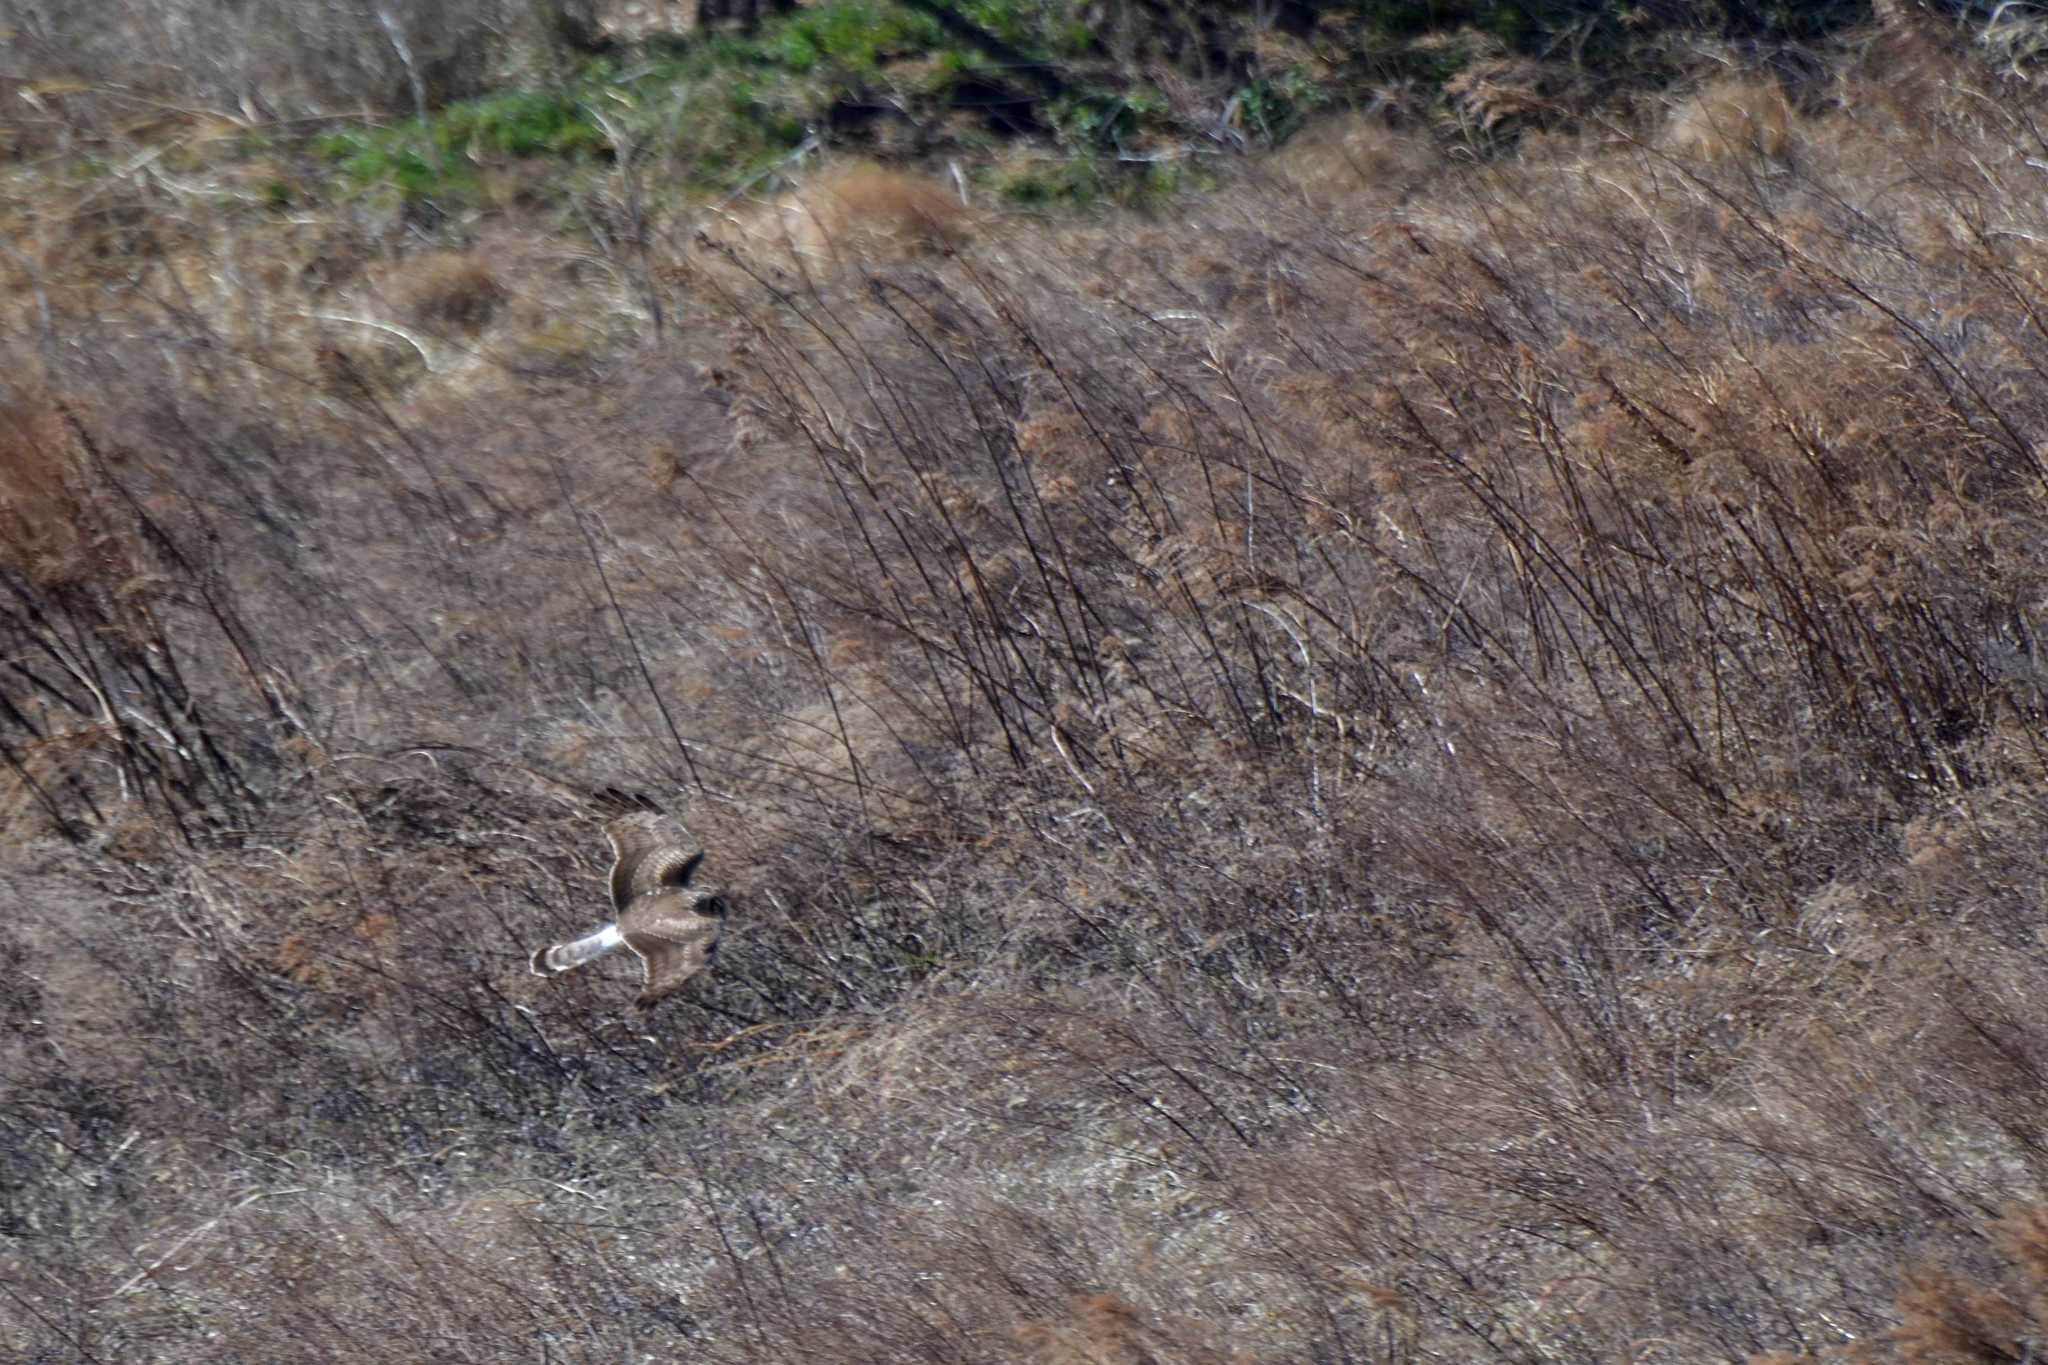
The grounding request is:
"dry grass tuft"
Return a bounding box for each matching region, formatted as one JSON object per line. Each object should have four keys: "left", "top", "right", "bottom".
{"left": 0, "top": 394, "right": 121, "bottom": 595}
{"left": 386, "top": 250, "right": 511, "bottom": 333}
{"left": 1268, "top": 113, "right": 1431, "bottom": 211}
{"left": 1666, "top": 77, "right": 1797, "bottom": 164}
{"left": 1444, "top": 56, "right": 1581, "bottom": 133}
{"left": 1892, "top": 1267, "right": 2028, "bottom": 1364}
{"left": 751, "top": 160, "right": 973, "bottom": 266}
{"left": 1013, "top": 1293, "right": 1243, "bottom": 1365}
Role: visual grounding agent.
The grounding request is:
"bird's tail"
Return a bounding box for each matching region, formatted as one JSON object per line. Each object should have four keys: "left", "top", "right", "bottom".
{"left": 530, "top": 923, "right": 624, "bottom": 975}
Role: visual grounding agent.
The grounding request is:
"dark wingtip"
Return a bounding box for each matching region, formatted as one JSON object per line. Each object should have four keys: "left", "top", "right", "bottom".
{"left": 530, "top": 945, "right": 558, "bottom": 975}
{"left": 595, "top": 786, "right": 666, "bottom": 816}
{"left": 673, "top": 849, "right": 706, "bottom": 888}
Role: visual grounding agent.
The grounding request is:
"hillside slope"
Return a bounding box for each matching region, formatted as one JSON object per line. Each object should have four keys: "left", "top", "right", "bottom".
{"left": 7, "top": 5, "right": 2048, "bottom": 1363}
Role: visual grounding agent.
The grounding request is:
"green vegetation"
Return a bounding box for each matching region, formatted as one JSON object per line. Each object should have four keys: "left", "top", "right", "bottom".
{"left": 299, "top": 3, "right": 982, "bottom": 204}
{"left": 1229, "top": 70, "right": 1329, "bottom": 143}
{"left": 312, "top": 90, "right": 605, "bottom": 201}
{"left": 1044, "top": 88, "right": 1162, "bottom": 152}
{"left": 249, "top": 0, "right": 1882, "bottom": 213}
{"left": 767, "top": 0, "right": 946, "bottom": 73}
{"left": 995, "top": 153, "right": 1099, "bottom": 204}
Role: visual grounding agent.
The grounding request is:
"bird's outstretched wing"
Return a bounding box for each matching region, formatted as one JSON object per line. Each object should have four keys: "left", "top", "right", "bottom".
{"left": 622, "top": 890, "right": 724, "bottom": 1010}
{"left": 604, "top": 812, "right": 704, "bottom": 915}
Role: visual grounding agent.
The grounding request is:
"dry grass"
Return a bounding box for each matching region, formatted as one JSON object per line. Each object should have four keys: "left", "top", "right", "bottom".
{"left": 385, "top": 250, "right": 512, "bottom": 334}
{"left": 1266, "top": 114, "right": 1432, "bottom": 213}
{"left": 12, "top": 16, "right": 2048, "bottom": 1365}
{"left": 0, "top": 392, "right": 126, "bottom": 594}
{"left": 1665, "top": 76, "right": 1797, "bottom": 164}
{"left": 716, "top": 159, "right": 975, "bottom": 271}
{"left": 4, "top": 0, "right": 558, "bottom": 128}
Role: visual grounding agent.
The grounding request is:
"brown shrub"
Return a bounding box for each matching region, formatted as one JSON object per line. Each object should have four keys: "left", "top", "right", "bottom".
{"left": 387, "top": 250, "right": 510, "bottom": 332}
{"left": 1444, "top": 57, "right": 1581, "bottom": 132}
{"left": 1667, "top": 77, "right": 1796, "bottom": 164}
{"left": 0, "top": 393, "right": 132, "bottom": 595}
{"left": 1013, "top": 1293, "right": 1243, "bottom": 1365}
{"left": 1995, "top": 1205, "right": 2048, "bottom": 1336}
{"left": 1892, "top": 1267, "right": 2028, "bottom": 1363}
{"left": 1268, "top": 114, "right": 1431, "bottom": 210}
{"left": 754, "top": 160, "right": 973, "bottom": 266}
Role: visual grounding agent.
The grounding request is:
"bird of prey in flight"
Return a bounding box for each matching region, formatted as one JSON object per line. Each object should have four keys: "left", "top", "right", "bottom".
{"left": 530, "top": 810, "right": 723, "bottom": 1010}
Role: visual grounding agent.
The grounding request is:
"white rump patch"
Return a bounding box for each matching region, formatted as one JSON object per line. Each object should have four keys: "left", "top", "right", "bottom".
{"left": 549, "top": 923, "right": 625, "bottom": 970}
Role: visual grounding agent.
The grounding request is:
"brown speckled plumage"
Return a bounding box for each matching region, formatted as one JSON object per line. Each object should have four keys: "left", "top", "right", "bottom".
{"left": 530, "top": 812, "right": 724, "bottom": 1011}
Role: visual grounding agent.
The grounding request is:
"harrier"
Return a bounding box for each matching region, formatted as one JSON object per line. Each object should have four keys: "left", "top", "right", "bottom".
{"left": 530, "top": 811, "right": 724, "bottom": 1010}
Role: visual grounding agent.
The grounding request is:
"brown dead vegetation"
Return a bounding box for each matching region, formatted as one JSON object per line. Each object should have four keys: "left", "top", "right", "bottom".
{"left": 712, "top": 160, "right": 974, "bottom": 272}
{"left": 1665, "top": 77, "right": 1797, "bottom": 164}
{"left": 1266, "top": 113, "right": 1432, "bottom": 213}
{"left": 385, "top": 250, "right": 511, "bottom": 333}
{"left": 11, "top": 14, "right": 2048, "bottom": 1365}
